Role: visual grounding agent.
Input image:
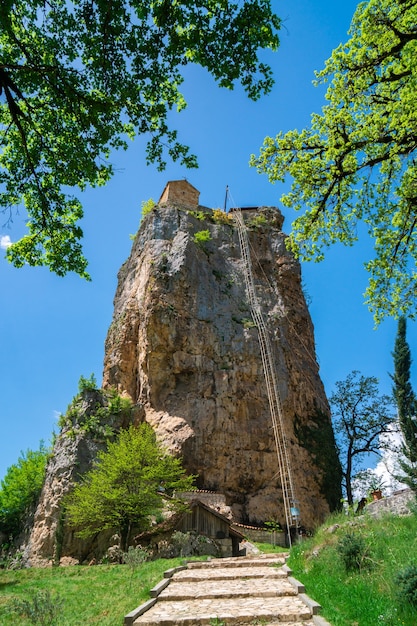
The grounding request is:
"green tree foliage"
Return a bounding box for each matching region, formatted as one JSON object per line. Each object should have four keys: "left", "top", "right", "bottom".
{"left": 391, "top": 316, "right": 417, "bottom": 492}
{"left": 330, "top": 371, "right": 397, "bottom": 505}
{"left": 0, "top": 442, "right": 49, "bottom": 539}
{"left": 251, "top": 0, "right": 417, "bottom": 323}
{"left": 0, "top": 0, "right": 280, "bottom": 278}
{"left": 65, "top": 423, "right": 194, "bottom": 550}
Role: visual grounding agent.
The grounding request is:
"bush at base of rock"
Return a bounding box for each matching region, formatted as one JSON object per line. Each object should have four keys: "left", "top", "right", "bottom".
{"left": 148, "top": 531, "right": 220, "bottom": 559}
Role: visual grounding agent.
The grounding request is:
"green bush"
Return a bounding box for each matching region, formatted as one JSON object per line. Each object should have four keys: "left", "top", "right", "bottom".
{"left": 193, "top": 229, "right": 212, "bottom": 247}
{"left": 396, "top": 564, "right": 417, "bottom": 606}
{"left": 336, "top": 532, "right": 369, "bottom": 572}
{"left": 10, "top": 589, "right": 63, "bottom": 625}
{"left": 212, "top": 208, "right": 233, "bottom": 224}
{"left": 107, "top": 392, "right": 132, "bottom": 416}
{"left": 59, "top": 388, "right": 132, "bottom": 440}
{"left": 78, "top": 373, "right": 97, "bottom": 393}
{"left": 171, "top": 531, "right": 192, "bottom": 557}
{"left": 189, "top": 210, "right": 207, "bottom": 221}
{"left": 141, "top": 198, "right": 155, "bottom": 217}
{"left": 248, "top": 214, "right": 268, "bottom": 228}
{"left": 242, "top": 317, "right": 256, "bottom": 329}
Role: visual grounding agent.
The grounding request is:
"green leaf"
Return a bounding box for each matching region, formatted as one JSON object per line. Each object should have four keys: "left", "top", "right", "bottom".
{"left": 0, "top": 0, "right": 280, "bottom": 277}
{"left": 252, "top": 0, "right": 417, "bottom": 322}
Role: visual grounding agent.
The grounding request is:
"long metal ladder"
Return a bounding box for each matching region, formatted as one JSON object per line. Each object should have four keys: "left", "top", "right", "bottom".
{"left": 233, "top": 209, "right": 299, "bottom": 544}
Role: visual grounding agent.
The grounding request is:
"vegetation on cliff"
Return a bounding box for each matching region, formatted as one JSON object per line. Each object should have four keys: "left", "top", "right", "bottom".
{"left": 57, "top": 374, "right": 134, "bottom": 441}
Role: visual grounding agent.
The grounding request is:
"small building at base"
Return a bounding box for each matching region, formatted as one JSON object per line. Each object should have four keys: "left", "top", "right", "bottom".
{"left": 176, "top": 499, "right": 244, "bottom": 557}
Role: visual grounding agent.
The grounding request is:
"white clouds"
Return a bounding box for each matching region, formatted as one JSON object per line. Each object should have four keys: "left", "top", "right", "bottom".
{"left": 352, "top": 425, "right": 408, "bottom": 500}
{"left": 374, "top": 427, "right": 408, "bottom": 494}
{"left": 0, "top": 235, "right": 12, "bottom": 249}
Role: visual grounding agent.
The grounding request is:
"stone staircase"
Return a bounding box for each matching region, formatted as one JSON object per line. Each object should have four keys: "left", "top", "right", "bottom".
{"left": 124, "top": 554, "right": 331, "bottom": 626}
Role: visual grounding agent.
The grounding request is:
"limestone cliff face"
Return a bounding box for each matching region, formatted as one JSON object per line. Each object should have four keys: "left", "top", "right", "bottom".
{"left": 103, "top": 195, "right": 342, "bottom": 530}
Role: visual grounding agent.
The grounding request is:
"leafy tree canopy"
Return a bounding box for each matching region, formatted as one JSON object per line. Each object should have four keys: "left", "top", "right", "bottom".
{"left": 65, "top": 423, "right": 194, "bottom": 550}
{"left": 0, "top": 0, "right": 280, "bottom": 278}
{"left": 251, "top": 0, "right": 417, "bottom": 323}
{"left": 0, "top": 442, "right": 49, "bottom": 539}
{"left": 330, "top": 371, "right": 397, "bottom": 505}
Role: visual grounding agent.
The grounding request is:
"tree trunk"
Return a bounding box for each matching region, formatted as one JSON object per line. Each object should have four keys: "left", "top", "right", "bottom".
{"left": 120, "top": 521, "right": 132, "bottom": 553}
{"left": 346, "top": 443, "right": 354, "bottom": 505}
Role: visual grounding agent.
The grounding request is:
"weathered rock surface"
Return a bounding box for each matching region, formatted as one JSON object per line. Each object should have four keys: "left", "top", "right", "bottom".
{"left": 23, "top": 389, "right": 142, "bottom": 566}
{"left": 103, "top": 194, "right": 342, "bottom": 530}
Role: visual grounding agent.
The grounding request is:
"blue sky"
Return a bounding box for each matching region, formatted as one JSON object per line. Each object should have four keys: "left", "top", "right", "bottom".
{"left": 1, "top": 0, "right": 414, "bottom": 480}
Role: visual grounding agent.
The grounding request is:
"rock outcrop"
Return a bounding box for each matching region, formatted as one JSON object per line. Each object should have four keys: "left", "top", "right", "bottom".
{"left": 24, "top": 389, "right": 143, "bottom": 566}
{"left": 103, "top": 183, "right": 342, "bottom": 530}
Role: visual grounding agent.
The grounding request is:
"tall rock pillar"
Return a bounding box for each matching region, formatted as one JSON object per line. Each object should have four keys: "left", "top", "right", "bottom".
{"left": 103, "top": 182, "right": 342, "bottom": 530}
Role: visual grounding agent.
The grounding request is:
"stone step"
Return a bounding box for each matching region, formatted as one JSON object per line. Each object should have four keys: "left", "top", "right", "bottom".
{"left": 125, "top": 559, "right": 330, "bottom": 626}
{"left": 171, "top": 566, "right": 288, "bottom": 582}
{"left": 187, "top": 556, "right": 287, "bottom": 569}
{"left": 158, "top": 576, "right": 298, "bottom": 601}
{"left": 131, "top": 595, "right": 314, "bottom": 625}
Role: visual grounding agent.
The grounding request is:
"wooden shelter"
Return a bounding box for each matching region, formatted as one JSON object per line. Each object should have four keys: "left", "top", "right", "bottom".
{"left": 177, "top": 499, "right": 244, "bottom": 557}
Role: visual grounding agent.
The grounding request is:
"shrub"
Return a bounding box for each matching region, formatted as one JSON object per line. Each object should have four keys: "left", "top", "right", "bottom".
{"left": 212, "top": 208, "right": 233, "bottom": 224}
{"left": 249, "top": 214, "right": 268, "bottom": 228}
{"left": 122, "top": 546, "right": 148, "bottom": 569}
{"left": 141, "top": 198, "right": 155, "bottom": 217}
{"left": 189, "top": 209, "right": 207, "bottom": 221}
{"left": 396, "top": 564, "right": 417, "bottom": 606}
{"left": 122, "top": 545, "right": 149, "bottom": 588}
{"left": 0, "top": 548, "right": 24, "bottom": 570}
{"left": 107, "top": 391, "right": 132, "bottom": 416}
{"left": 242, "top": 317, "right": 256, "bottom": 329}
{"left": 10, "top": 590, "right": 64, "bottom": 625}
{"left": 193, "top": 229, "right": 212, "bottom": 247}
{"left": 336, "top": 532, "right": 369, "bottom": 572}
{"left": 78, "top": 373, "right": 97, "bottom": 393}
{"left": 171, "top": 531, "right": 192, "bottom": 557}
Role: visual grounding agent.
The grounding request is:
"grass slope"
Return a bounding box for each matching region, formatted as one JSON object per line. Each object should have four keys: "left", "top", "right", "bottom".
{"left": 288, "top": 509, "right": 417, "bottom": 626}
{"left": 0, "top": 557, "right": 184, "bottom": 625}
{"left": 1, "top": 511, "right": 417, "bottom": 625}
